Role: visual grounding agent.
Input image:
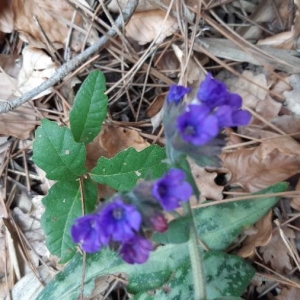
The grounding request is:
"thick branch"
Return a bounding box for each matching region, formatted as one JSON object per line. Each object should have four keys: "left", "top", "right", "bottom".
{"left": 0, "top": 0, "right": 139, "bottom": 114}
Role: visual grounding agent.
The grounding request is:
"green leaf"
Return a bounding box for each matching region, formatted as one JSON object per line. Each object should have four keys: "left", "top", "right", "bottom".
{"left": 69, "top": 71, "right": 108, "bottom": 145}
{"left": 134, "top": 251, "right": 254, "bottom": 300}
{"left": 41, "top": 179, "right": 97, "bottom": 263}
{"left": 36, "top": 244, "right": 254, "bottom": 300}
{"left": 204, "top": 251, "right": 254, "bottom": 299}
{"left": 153, "top": 182, "right": 288, "bottom": 249}
{"left": 32, "top": 119, "right": 87, "bottom": 181}
{"left": 90, "top": 146, "right": 168, "bottom": 191}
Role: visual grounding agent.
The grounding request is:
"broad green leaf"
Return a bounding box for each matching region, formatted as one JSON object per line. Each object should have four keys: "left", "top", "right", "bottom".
{"left": 134, "top": 251, "right": 254, "bottom": 300}
{"left": 204, "top": 251, "right": 254, "bottom": 299}
{"left": 36, "top": 244, "right": 254, "bottom": 300}
{"left": 90, "top": 146, "right": 168, "bottom": 191}
{"left": 153, "top": 182, "right": 288, "bottom": 249}
{"left": 69, "top": 70, "right": 108, "bottom": 144}
{"left": 32, "top": 119, "right": 87, "bottom": 181}
{"left": 41, "top": 179, "right": 97, "bottom": 263}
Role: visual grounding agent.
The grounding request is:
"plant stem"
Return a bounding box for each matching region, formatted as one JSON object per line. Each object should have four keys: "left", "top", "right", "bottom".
{"left": 184, "top": 203, "right": 207, "bottom": 300}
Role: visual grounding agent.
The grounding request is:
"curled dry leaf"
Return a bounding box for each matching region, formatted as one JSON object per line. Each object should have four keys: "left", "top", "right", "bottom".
{"left": 222, "top": 136, "right": 300, "bottom": 193}
{"left": 259, "top": 226, "right": 295, "bottom": 273}
{"left": 238, "top": 211, "right": 273, "bottom": 258}
{"left": 125, "top": 10, "right": 178, "bottom": 45}
{"left": 11, "top": 0, "right": 97, "bottom": 51}
{"left": 15, "top": 46, "right": 59, "bottom": 99}
{"left": 189, "top": 161, "right": 224, "bottom": 202}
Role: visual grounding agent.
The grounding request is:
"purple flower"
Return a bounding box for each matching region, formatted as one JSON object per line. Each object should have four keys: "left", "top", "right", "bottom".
{"left": 71, "top": 214, "right": 109, "bottom": 253}
{"left": 100, "top": 198, "right": 142, "bottom": 242}
{"left": 152, "top": 169, "right": 193, "bottom": 211}
{"left": 197, "top": 73, "right": 246, "bottom": 111}
{"left": 167, "top": 85, "right": 191, "bottom": 104}
{"left": 197, "top": 73, "right": 227, "bottom": 108}
{"left": 177, "top": 104, "right": 219, "bottom": 145}
{"left": 215, "top": 105, "right": 251, "bottom": 127}
{"left": 119, "top": 235, "right": 153, "bottom": 264}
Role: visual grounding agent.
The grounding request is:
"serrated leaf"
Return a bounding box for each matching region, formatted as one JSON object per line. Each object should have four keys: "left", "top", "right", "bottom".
{"left": 153, "top": 182, "right": 288, "bottom": 249}
{"left": 36, "top": 244, "right": 254, "bottom": 300}
{"left": 32, "top": 119, "right": 87, "bottom": 181}
{"left": 90, "top": 146, "right": 168, "bottom": 191}
{"left": 70, "top": 71, "right": 108, "bottom": 144}
{"left": 41, "top": 179, "right": 97, "bottom": 263}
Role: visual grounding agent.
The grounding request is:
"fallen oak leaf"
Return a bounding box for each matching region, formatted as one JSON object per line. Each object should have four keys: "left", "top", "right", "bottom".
{"left": 238, "top": 210, "right": 273, "bottom": 258}
{"left": 222, "top": 136, "right": 300, "bottom": 193}
{"left": 259, "top": 226, "right": 295, "bottom": 273}
{"left": 189, "top": 162, "right": 224, "bottom": 202}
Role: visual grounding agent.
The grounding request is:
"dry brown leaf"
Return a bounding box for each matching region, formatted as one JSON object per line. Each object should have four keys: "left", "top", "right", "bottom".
{"left": 224, "top": 70, "right": 268, "bottom": 109}
{"left": 223, "top": 69, "right": 281, "bottom": 123}
{"left": 270, "top": 115, "right": 300, "bottom": 141}
{"left": 0, "top": 54, "right": 22, "bottom": 78}
{"left": 172, "top": 44, "right": 205, "bottom": 85}
{"left": 271, "top": 287, "right": 300, "bottom": 300}
{"left": 0, "top": 73, "right": 37, "bottom": 139}
{"left": 147, "top": 93, "right": 165, "bottom": 118}
{"left": 0, "top": 0, "right": 13, "bottom": 33}
{"left": 11, "top": 0, "right": 97, "bottom": 51}
{"left": 100, "top": 125, "right": 150, "bottom": 157}
{"left": 154, "top": 50, "right": 180, "bottom": 77}
{"left": 190, "top": 162, "right": 224, "bottom": 202}
{"left": 86, "top": 125, "right": 150, "bottom": 167}
{"left": 221, "top": 136, "right": 300, "bottom": 192}
{"left": 283, "top": 74, "right": 300, "bottom": 116}
{"left": 260, "top": 226, "right": 295, "bottom": 273}
{"left": 125, "top": 10, "right": 178, "bottom": 45}
{"left": 108, "top": 0, "right": 157, "bottom": 12}
{"left": 15, "top": 46, "right": 59, "bottom": 99}
{"left": 238, "top": 211, "right": 273, "bottom": 258}
{"left": 257, "top": 31, "right": 294, "bottom": 49}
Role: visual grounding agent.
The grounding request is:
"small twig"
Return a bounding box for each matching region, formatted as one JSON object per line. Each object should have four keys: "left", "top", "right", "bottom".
{"left": 0, "top": 0, "right": 139, "bottom": 114}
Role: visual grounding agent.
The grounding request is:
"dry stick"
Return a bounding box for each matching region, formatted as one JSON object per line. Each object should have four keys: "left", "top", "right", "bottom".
{"left": 0, "top": 0, "right": 139, "bottom": 114}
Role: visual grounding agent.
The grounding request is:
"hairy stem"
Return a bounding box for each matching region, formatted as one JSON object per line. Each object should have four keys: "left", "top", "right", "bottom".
{"left": 188, "top": 206, "right": 207, "bottom": 300}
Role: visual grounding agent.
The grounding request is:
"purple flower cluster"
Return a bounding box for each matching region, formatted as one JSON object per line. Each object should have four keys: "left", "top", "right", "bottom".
{"left": 71, "top": 169, "right": 192, "bottom": 264}
{"left": 167, "top": 73, "right": 251, "bottom": 146}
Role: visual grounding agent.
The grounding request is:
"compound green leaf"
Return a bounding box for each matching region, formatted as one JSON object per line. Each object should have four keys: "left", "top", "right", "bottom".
{"left": 90, "top": 146, "right": 168, "bottom": 191}
{"left": 32, "top": 119, "right": 87, "bottom": 181}
{"left": 153, "top": 182, "right": 288, "bottom": 249}
{"left": 41, "top": 179, "right": 97, "bottom": 263}
{"left": 70, "top": 70, "right": 108, "bottom": 145}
